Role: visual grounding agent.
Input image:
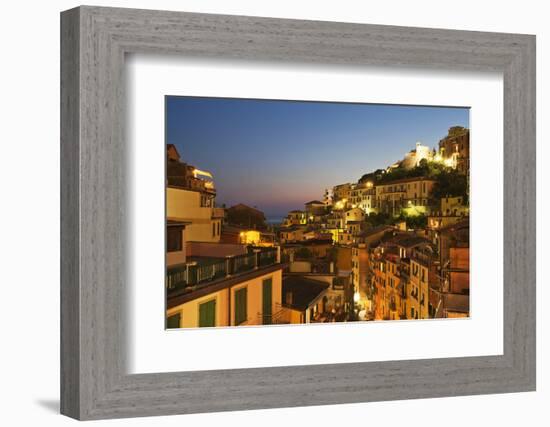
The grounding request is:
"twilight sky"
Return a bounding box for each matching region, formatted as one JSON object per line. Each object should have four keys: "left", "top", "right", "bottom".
{"left": 166, "top": 96, "right": 469, "bottom": 219}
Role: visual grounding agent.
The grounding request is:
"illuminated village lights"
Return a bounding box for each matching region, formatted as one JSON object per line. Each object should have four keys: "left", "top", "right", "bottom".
{"left": 166, "top": 124, "right": 470, "bottom": 327}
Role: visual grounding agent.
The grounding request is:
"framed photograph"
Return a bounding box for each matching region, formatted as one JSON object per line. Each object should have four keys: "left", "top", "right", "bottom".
{"left": 61, "top": 6, "right": 536, "bottom": 420}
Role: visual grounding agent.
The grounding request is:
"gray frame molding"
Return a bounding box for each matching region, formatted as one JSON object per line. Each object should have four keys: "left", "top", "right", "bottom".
{"left": 61, "top": 6, "right": 536, "bottom": 420}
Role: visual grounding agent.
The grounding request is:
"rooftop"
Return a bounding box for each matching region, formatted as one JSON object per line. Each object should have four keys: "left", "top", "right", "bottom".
{"left": 285, "top": 238, "right": 333, "bottom": 247}
{"left": 356, "top": 225, "right": 394, "bottom": 238}
{"left": 438, "top": 218, "right": 470, "bottom": 233}
{"left": 167, "top": 219, "right": 191, "bottom": 227}
{"left": 282, "top": 276, "right": 329, "bottom": 311}
{"left": 391, "top": 234, "right": 431, "bottom": 249}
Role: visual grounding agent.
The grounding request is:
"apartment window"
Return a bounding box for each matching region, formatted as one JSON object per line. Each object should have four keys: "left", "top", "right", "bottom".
{"left": 199, "top": 299, "right": 216, "bottom": 327}
{"left": 234, "top": 287, "right": 248, "bottom": 325}
{"left": 166, "top": 313, "right": 181, "bottom": 329}
{"left": 217, "top": 222, "right": 220, "bottom": 236}
{"left": 167, "top": 227, "right": 183, "bottom": 252}
{"left": 212, "top": 222, "right": 216, "bottom": 237}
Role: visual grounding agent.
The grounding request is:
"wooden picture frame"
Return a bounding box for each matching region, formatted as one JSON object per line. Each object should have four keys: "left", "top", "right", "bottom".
{"left": 60, "top": 6, "right": 536, "bottom": 420}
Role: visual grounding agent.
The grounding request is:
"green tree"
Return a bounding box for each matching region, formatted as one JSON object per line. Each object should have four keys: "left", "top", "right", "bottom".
{"left": 365, "top": 212, "right": 392, "bottom": 227}
{"left": 432, "top": 170, "right": 468, "bottom": 202}
{"left": 397, "top": 213, "right": 428, "bottom": 229}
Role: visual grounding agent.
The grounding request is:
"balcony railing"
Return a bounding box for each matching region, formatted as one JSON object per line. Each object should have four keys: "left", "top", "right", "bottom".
{"left": 258, "top": 304, "right": 290, "bottom": 325}
{"left": 258, "top": 250, "right": 277, "bottom": 267}
{"left": 167, "top": 248, "right": 279, "bottom": 292}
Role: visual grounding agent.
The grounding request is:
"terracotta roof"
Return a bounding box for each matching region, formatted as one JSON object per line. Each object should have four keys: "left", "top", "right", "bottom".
{"left": 166, "top": 143, "right": 181, "bottom": 158}
{"left": 393, "top": 235, "right": 431, "bottom": 249}
{"left": 438, "top": 218, "right": 470, "bottom": 233}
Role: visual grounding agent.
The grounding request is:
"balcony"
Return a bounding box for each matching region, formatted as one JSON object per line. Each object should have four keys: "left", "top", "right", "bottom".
{"left": 166, "top": 247, "right": 278, "bottom": 292}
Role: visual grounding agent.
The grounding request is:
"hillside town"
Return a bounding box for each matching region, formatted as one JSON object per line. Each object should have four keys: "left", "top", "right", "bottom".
{"left": 165, "top": 126, "right": 470, "bottom": 328}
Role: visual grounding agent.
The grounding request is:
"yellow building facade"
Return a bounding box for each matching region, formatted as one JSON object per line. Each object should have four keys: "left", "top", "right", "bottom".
{"left": 376, "top": 177, "right": 436, "bottom": 217}
{"left": 284, "top": 210, "right": 307, "bottom": 226}
{"left": 440, "top": 196, "right": 469, "bottom": 217}
{"left": 385, "top": 257, "right": 402, "bottom": 320}
{"left": 409, "top": 257, "right": 429, "bottom": 319}
{"left": 167, "top": 186, "right": 223, "bottom": 243}
{"left": 167, "top": 268, "right": 283, "bottom": 328}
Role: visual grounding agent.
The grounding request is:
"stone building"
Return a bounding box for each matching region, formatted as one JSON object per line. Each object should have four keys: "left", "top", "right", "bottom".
{"left": 438, "top": 126, "right": 470, "bottom": 175}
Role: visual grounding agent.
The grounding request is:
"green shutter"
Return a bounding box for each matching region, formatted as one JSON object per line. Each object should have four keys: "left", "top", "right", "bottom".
{"left": 262, "top": 278, "right": 273, "bottom": 325}
{"left": 166, "top": 313, "right": 181, "bottom": 329}
{"left": 234, "top": 287, "right": 248, "bottom": 325}
{"left": 199, "top": 299, "right": 216, "bottom": 327}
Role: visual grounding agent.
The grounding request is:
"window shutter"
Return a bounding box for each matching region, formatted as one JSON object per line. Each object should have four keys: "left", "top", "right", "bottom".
{"left": 235, "top": 287, "right": 247, "bottom": 325}
{"left": 199, "top": 300, "right": 216, "bottom": 327}
{"left": 166, "top": 313, "right": 181, "bottom": 329}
